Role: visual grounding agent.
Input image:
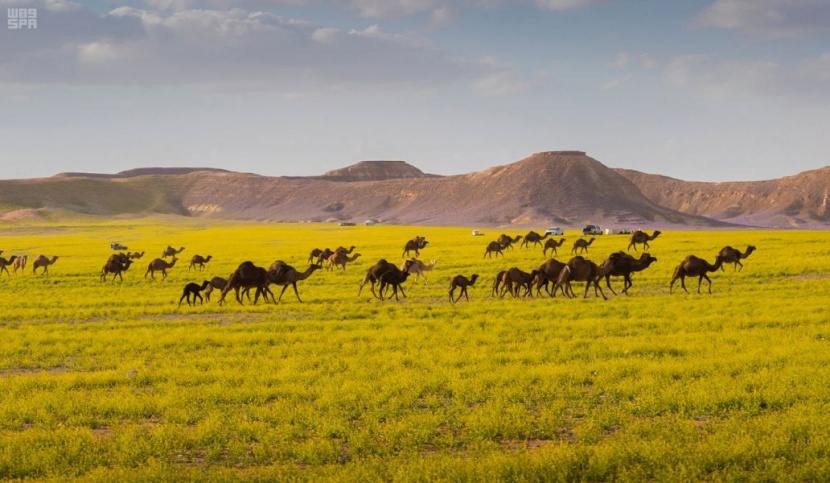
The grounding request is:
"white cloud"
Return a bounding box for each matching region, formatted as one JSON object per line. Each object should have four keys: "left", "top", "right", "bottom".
{"left": 694, "top": 0, "right": 830, "bottom": 38}
{"left": 602, "top": 74, "right": 631, "bottom": 90}
{"left": 608, "top": 52, "right": 628, "bottom": 69}
{"left": 639, "top": 53, "right": 656, "bottom": 69}
{"left": 429, "top": 5, "right": 460, "bottom": 29}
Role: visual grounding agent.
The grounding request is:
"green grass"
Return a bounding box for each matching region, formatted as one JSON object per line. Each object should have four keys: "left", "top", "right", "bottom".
{"left": 1, "top": 219, "right": 829, "bottom": 481}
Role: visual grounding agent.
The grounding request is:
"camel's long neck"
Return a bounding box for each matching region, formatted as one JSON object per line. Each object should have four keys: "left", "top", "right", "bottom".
{"left": 299, "top": 267, "right": 316, "bottom": 279}
{"left": 708, "top": 258, "right": 723, "bottom": 272}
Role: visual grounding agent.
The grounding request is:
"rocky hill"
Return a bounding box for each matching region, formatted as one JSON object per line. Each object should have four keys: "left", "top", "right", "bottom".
{"left": 1, "top": 152, "right": 827, "bottom": 227}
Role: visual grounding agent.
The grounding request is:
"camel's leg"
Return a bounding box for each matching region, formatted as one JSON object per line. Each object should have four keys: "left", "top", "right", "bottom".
{"left": 196, "top": 293, "right": 203, "bottom": 305}
{"left": 179, "top": 291, "right": 188, "bottom": 307}
{"left": 736, "top": 261, "right": 743, "bottom": 272}
{"left": 463, "top": 287, "right": 469, "bottom": 301}
{"left": 604, "top": 275, "right": 618, "bottom": 296}
{"left": 449, "top": 287, "right": 455, "bottom": 303}
{"left": 398, "top": 285, "right": 407, "bottom": 299}
{"left": 703, "top": 274, "right": 712, "bottom": 294}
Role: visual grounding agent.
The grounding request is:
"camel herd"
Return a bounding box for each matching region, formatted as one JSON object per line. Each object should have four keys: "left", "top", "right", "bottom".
{"left": 0, "top": 232, "right": 758, "bottom": 307}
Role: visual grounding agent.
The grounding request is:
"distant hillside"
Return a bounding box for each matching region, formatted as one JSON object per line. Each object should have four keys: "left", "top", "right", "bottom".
{"left": 1, "top": 154, "right": 827, "bottom": 227}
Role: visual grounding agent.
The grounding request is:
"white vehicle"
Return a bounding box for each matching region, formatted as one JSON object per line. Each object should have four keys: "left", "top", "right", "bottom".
{"left": 471, "top": 230, "right": 482, "bottom": 236}
{"left": 582, "top": 225, "right": 603, "bottom": 235}
{"left": 544, "top": 227, "right": 564, "bottom": 236}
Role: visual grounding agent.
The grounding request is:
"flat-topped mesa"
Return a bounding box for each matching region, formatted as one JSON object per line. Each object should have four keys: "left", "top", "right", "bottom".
{"left": 321, "top": 160, "right": 429, "bottom": 182}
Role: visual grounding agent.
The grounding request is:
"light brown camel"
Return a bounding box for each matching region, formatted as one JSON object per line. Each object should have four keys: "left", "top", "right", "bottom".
{"left": 599, "top": 251, "right": 657, "bottom": 295}
{"left": 449, "top": 274, "right": 479, "bottom": 302}
{"left": 144, "top": 257, "right": 178, "bottom": 281}
{"left": 531, "top": 258, "right": 572, "bottom": 297}
{"left": 542, "top": 238, "right": 567, "bottom": 257}
{"left": 0, "top": 255, "right": 18, "bottom": 276}
{"left": 379, "top": 269, "right": 411, "bottom": 301}
{"left": 670, "top": 255, "right": 726, "bottom": 294}
{"left": 162, "top": 246, "right": 185, "bottom": 259}
{"left": 101, "top": 255, "right": 133, "bottom": 283}
{"left": 497, "top": 234, "right": 522, "bottom": 250}
{"left": 327, "top": 252, "right": 362, "bottom": 271}
{"left": 359, "top": 259, "right": 414, "bottom": 299}
{"left": 554, "top": 256, "right": 609, "bottom": 300}
{"left": 32, "top": 255, "right": 59, "bottom": 276}
{"left": 718, "top": 245, "right": 756, "bottom": 272}
{"left": 261, "top": 262, "right": 321, "bottom": 303}
{"left": 218, "top": 261, "right": 269, "bottom": 306}
{"left": 492, "top": 270, "right": 506, "bottom": 297}
{"left": 572, "top": 237, "right": 596, "bottom": 255}
{"left": 628, "top": 230, "right": 662, "bottom": 252}
{"left": 12, "top": 254, "right": 27, "bottom": 274}
{"left": 402, "top": 236, "right": 428, "bottom": 258}
{"left": 400, "top": 258, "right": 436, "bottom": 284}
{"left": 128, "top": 251, "right": 145, "bottom": 259}
{"left": 484, "top": 241, "right": 504, "bottom": 259}
{"left": 203, "top": 276, "right": 228, "bottom": 302}
{"left": 499, "top": 267, "right": 539, "bottom": 298}
{"left": 179, "top": 280, "right": 211, "bottom": 307}
{"left": 189, "top": 254, "right": 213, "bottom": 272}
{"left": 520, "top": 231, "right": 549, "bottom": 249}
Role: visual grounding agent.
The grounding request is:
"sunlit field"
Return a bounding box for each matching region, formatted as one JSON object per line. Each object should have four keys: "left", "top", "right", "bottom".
{"left": 1, "top": 217, "right": 829, "bottom": 481}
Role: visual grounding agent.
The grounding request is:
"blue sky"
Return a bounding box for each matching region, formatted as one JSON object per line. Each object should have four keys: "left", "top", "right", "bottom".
{"left": 1, "top": 0, "right": 829, "bottom": 182}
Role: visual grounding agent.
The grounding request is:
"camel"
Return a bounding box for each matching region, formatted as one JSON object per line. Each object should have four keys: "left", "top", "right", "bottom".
{"left": 144, "top": 257, "right": 178, "bottom": 281}
{"left": 179, "top": 280, "right": 211, "bottom": 307}
{"left": 189, "top": 255, "right": 213, "bottom": 272}
{"left": 449, "top": 274, "right": 479, "bottom": 302}
{"left": 520, "top": 231, "right": 549, "bottom": 249}
{"left": 598, "top": 252, "right": 657, "bottom": 295}
{"left": 670, "top": 255, "right": 726, "bottom": 294}
{"left": 379, "top": 270, "right": 411, "bottom": 301}
{"left": 492, "top": 270, "right": 506, "bottom": 297}
{"left": 308, "top": 248, "right": 325, "bottom": 265}
{"left": 484, "top": 241, "right": 504, "bottom": 259}
{"left": 203, "top": 276, "right": 228, "bottom": 302}
{"left": 402, "top": 236, "right": 428, "bottom": 258}
{"left": 32, "top": 255, "right": 59, "bottom": 276}
{"left": 261, "top": 262, "right": 321, "bottom": 303}
{"left": 335, "top": 245, "right": 357, "bottom": 255}
{"left": 327, "top": 252, "right": 362, "bottom": 271}
{"left": 0, "top": 255, "right": 18, "bottom": 276}
{"left": 572, "top": 238, "right": 595, "bottom": 255}
{"left": 400, "top": 258, "right": 436, "bottom": 284}
{"left": 718, "top": 245, "right": 756, "bottom": 272}
{"left": 12, "top": 255, "right": 27, "bottom": 274}
{"left": 554, "top": 256, "right": 609, "bottom": 300}
{"left": 101, "top": 256, "right": 133, "bottom": 283}
{"left": 542, "top": 238, "right": 567, "bottom": 257}
{"left": 218, "top": 261, "right": 270, "bottom": 306}
{"left": 128, "top": 251, "right": 145, "bottom": 260}
{"left": 628, "top": 230, "right": 662, "bottom": 252}
{"left": 531, "top": 258, "right": 572, "bottom": 297}
{"left": 359, "top": 259, "right": 414, "bottom": 299}
{"left": 497, "top": 234, "right": 522, "bottom": 250}
{"left": 162, "top": 246, "right": 185, "bottom": 259}
{"left": 499, "top": 267, "right": 539, "bottom": 298}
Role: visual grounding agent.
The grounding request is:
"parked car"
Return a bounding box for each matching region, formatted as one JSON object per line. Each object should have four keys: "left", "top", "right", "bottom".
{"left": 471, "top": 230, "right": 482, "bottom": 236}
{"left": 338, "top": 222, "right": 356, "bottom": 226}
{"left": 582, "top": 225, "right": 603, "bottom": 235}
{"left": 364, "top": 219, "right": 378, "bottom": 226}
{"left": 544, "top": 227, "right": 564, "bottom": 236}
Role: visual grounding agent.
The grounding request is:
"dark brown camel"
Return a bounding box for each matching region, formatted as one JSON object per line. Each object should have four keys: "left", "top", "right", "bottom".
{"left": 203, "top": 276, "right": 228, "bottom": 302}
{"left": 359, "top": 259, "right": 414, "bottom": 299}
{"left": 260, "top": 262, "right": 321, "bottom": 303}
{"left": 484, "top": 241, "right": 504, "bottom": 259}
{"left": 497, "top": 234, "right": 522, "bottom": 250}
{"left": 162, "top": 246, "right": 185, "bottom": 259}
{"left": 188, "top": 255, "right": 212, "bottom": 272}
{"left": 402, "top": 236, "right": 428, "bottom": 258}
{"left": 309, "top": 248, "right": 326, "bottom": 265}
{"left": 718, "top": 245, "right": 756, "bottom": 272}
{"left": 449, "top": 274, "right": 479, "bottom": 302}
{"left": 520, "top": 231, "right": 549, "bottom": 249}
{"left": 599, "top": 251, "right": 657, "bottom": 295}
{"left": 218, "top": 261, "right": 269, "bottom": 306}
{"left": 492, "top": 270, "right": 506, "bottom": 297}
{"left": 670, "top": 255, "right": 726, "bottom": 294}
{"left": 128, "top": 251, "right": 145, "bottom": 259}
{"left": 32, "top": 255, "right": 59, "bottom": 276}
{"left": 327, "top": 252, "right": 361, "bottom": 271}
{"left": 628, "top": 230, "right": 661, "bottom": 252}
{"left": 572, "top": 238, "right": 595, "bottom": 255}
{"left": 554, "top": 256, "right": 609, "bottom": 300}
{"left": 12, "top": 255, "right": 27, "bottom": 274}
{"left": 179, "top": 280, "right": 211, "bottom": 307}
{"left": 531, "top": 258, "right": 572, "bottom": 297}
{"left": 101, "top": 255, "right": 133, "bottom": 282}
{"left": 542, "top": 238, "right": 567, "bottom": 257}
{"left": 499, "top": 267, "right": 539, "bottom": 298}
{"left": 144, "top": 257, "right": 178, "bottom": 281}
{"left": 379, "top": 270, "right": 411, "bottom": 301}
{"left": 335, "top": 245, "right": 357, "bottom": 255}
{"left": 0, "top": 255, "right": 18, "bottom": 276}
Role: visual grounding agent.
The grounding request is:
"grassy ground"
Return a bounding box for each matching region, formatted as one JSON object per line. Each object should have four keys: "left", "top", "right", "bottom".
{"left": 1, "top": 218, "right": 829, "bottom": 481}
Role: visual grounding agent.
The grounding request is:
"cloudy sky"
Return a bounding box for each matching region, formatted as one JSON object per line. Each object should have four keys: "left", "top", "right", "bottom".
{"left": 1, "top": 0, "right": 829, "bottom": 181}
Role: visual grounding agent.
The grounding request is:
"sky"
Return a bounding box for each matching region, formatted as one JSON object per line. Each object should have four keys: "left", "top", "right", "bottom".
{"left": 1, "top": 0, "right": 829, "bottom": 182}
